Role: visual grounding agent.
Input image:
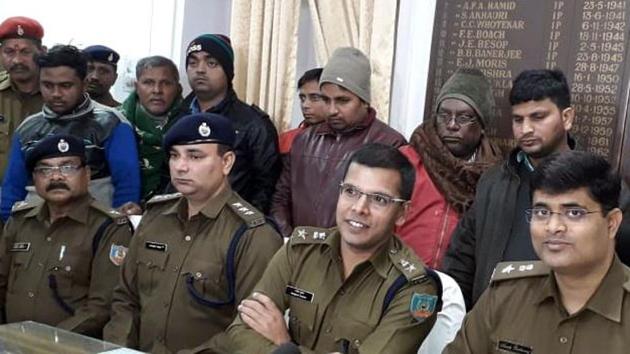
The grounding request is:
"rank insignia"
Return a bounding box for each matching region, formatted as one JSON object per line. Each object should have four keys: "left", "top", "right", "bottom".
{"left": 109, "top": 244, "right": 128, "bottom": 266}
{"left": 409, "top": 293, "right": 437, "bottom": 323}
{"left": 297, "top": 229, "right": 306, "bottom": 239}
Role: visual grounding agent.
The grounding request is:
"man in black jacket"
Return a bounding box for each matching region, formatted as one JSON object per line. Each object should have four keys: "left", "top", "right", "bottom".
{"left": 443, "top": 69, "right": 630, "bottom": 310}
{"left": 178, "top": 34, "right": 280, "bottom": 213}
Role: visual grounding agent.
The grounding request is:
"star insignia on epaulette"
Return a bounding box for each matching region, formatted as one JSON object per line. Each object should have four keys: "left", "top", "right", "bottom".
{"left": 400, "top": 259, "right": 416, "bottom": 273}
{"left": 501, "top": 264, "right": 515, "bottom": 274}
{"left": 297, "top": 229, "right": 306, "bottom": 239}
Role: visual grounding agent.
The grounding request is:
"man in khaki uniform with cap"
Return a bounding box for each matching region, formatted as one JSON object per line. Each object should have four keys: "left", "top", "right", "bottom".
{"left": 221, "top": 144, "right": 439, "bottom": 354}
{"left": 445, "top": 151, "right": 629, "bottom": 354}
{"left": 0, "top": 16, "right": 45, "bottom": 198}
{"left": 104, "top": 112, "right": 283, "bottom": 353}
{"left": 0, "top": 133, "right": 132, "bottom": 338}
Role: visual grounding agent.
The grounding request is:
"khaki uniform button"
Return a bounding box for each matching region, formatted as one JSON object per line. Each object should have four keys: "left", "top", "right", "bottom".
{"left": 185, "top": 235, "right": 192, "bottom": 241}
{"left": 64, "top": 266, "right": 71, "bottom": 272}
{"left": 195, "top": 272, "right": 202, "bottom": 279}
{"left": 28, "top": 292, "right": 34, "bottom": 298}
{"left": 559, "top": 336, "right": 568, "bottom": 344}
{"left": 46, "top": 237, "right": 52, "bottom": 242}
{"left": 354, "top": 339, "right": 361, "bottom": 347}
{"left": 389, "top": 248, "right": 398, "bottom": 255}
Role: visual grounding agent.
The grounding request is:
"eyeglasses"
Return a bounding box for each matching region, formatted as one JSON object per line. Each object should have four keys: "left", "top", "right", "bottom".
{"left": 338, "top": 183, "right": 407, "bottom": 209}
{"left": 525, "top": 207, "right": 602, "bottom": 224}
{"left": 436, "top": 111, "right": 478, "bottom": 126}
{"left": 33, "top": 164, "right": 84, "bottom": 177}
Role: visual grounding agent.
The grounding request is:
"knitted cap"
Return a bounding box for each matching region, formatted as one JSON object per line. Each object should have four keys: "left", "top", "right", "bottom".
{"left": 320, "top": 47, "right": 371, "bottom": 103}
{"left": 186, "top": 34, "right": 234, "bottom": 81}
{"left": 436, "top": 68, "right": 495, "bottom": 128}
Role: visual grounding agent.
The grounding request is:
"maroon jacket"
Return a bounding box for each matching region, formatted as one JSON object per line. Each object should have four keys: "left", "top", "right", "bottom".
{"left": 271, "top": 108, "right": 407, "bottom": 237}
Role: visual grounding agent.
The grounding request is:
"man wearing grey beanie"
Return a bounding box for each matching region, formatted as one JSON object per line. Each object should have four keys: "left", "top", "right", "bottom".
{"left": 271, "top": 47, "right": 407, "bottom": 237}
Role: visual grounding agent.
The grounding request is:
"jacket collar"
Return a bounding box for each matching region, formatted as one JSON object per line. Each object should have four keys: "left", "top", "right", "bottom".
{"left": 315, "top": 107, "right": 377, "bottom": 136}
{"left": 188, "top": 88, "right": 236, "bottom": 114}
{"left": 42, "top": 94, "right": 93, "bottom": 120}
{"left": 162, "top": 185, "right": 232, "bottom": 221}
{"left": 25, "top": 194, "right": 93, "bottom": 225}
{"left": 534, "top": 256, "right": 626, "bottom": 323}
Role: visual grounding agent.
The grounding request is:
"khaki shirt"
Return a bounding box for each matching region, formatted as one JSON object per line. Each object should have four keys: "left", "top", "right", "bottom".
{"left": 444, "top": 257, "right": 630, "bottom": 354}
{"left": 225, "top": 227, "right": 439, "bottom": 354}
{"left": 0, "top": 195, "right": 132, "bottom": 338}
{"left": 103, "top": 187, "right": 283, "bottom": 353}
{"left": 0, "top": 72, "right": 44, "bottom": 180}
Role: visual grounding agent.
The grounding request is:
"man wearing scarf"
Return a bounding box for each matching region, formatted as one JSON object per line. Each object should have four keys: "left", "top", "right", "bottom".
{"left": 397, "top": 68, "right": 502, "bottom": 269}
{"left": 121, "top": 56, "right": 183, "bottom": 201}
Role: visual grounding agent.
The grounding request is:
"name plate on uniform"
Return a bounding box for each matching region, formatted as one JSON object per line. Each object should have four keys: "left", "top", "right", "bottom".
{"left": 9, "top": 242, "right": 30, "bottom": 252}
{"left": 285, "top": 285, "right": 314, "bottom": 302}
{"left": 497, "top": 340, "right": 532, "bottom": 354}
{"left": 145, "top": 241, "right": 167, "bottom": 252}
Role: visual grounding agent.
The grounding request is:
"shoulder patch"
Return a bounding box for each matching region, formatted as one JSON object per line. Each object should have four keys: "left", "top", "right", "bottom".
{"left": 289, "top": 226, "right": 332, "bottom": 245}
{"left": 227, "top": 194, "right": 265, "bottom": 228}
{"left": 147, "top": 192, "right": 182, "bottom": 204}
{"left": 390, "top": 247, "right": 427, "bottom": 282}
{"left": 491, "top": 261, "right": 549, "bottom": 283}
{"left": 10, "top": 200, "right": 38, "bottom": 213}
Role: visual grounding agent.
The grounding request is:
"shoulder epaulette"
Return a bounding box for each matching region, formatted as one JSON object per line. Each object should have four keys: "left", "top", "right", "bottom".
{"left": 147, "top": 193, "right": 182, "bottom": 205}
{"left": 10, "top": 200, "right": 38, "bottom": 214}
{"left": 490, "top": 261, "right": 549, "bottom": 283}
{"left": 227, "top": 194, "right": 265, "bottom": 228}
{"left": 289, "top": 226, "right": 332, "bottom": 245}
{"left": 389, "top": 246, "right": 427, "bottom": 282}
{"left": 90, "top": 201, "right": 129, "bottom": 225}
{"left": 0, "top": 71, "right": 10, "bottom": 90}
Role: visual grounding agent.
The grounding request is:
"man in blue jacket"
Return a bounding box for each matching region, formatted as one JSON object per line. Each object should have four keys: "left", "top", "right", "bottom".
{"left": 1, "top": 44, "right": 140, "bottom": 221}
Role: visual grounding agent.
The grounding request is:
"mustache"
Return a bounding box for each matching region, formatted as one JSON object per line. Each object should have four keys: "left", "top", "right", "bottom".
{"left": 46, "top": 182, "right": 70, "bottom": 192}
{"left": 8, "top": 64, "right": 29, "bottom": 72}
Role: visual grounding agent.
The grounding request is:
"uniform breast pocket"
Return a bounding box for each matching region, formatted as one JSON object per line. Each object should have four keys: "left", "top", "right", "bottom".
{"left": 181, "top": 260, "right": 226, "bottom": 306}
{"left": 287, "top": 299, "right": 318, "bottom": 345}
{"left": 334, "top": 318, "right": 374, "bottom": 354}
{"left": 49, "top": 246, "right": 92, "bottom": 299}
{"left": 8, "top": 251, "right": 33, "bottom": 294}
{"left": 136, "top": 250, "right": 169, "bottom": 296}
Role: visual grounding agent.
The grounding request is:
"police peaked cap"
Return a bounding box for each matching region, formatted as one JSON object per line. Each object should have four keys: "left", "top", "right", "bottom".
{"left": 26, "top": 134, "right": 86, "bottom": 173}
{"left": 83, "top": 45, "right": 120, "bottom": 66}
{"left": 163, "top": 113, "right": 236, "bottom": 151}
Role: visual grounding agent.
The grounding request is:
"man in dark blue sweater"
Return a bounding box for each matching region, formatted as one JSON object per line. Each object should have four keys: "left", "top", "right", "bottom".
{"left": 1, "top": 45, "right": 140, "bottom": 221}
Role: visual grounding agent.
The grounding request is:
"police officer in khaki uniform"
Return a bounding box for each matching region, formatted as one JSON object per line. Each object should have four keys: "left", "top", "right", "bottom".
{"left": 103, "top": 113, "right": 283, "bottom": 353}
{"left": 221, "top": 144, "right": 440, "bottom": 354}
{"left": 444, "top": 151, "right": 628, "bottom": 354}
{"left": 0, "top": 133, "right": 132, "bottom": 338}
{"left": 0, "top": 16, "right": 45, "bottom": 182}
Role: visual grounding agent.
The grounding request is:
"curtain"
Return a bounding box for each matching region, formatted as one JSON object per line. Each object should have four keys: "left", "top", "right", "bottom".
{"left": 230, "top": 0, "right": 300, "bottom": 132}
{"left": 307, "top": 0, "right": 399, "bottom": 123}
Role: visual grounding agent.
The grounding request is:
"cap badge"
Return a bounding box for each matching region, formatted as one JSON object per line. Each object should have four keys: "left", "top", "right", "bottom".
{"left": 198, "top": 122, "right": 211, "bottom": 137}
{"left": 107, "top": 52, "right": 114, "bottom": 62}
{"left": 16, "top": 25, "right": 24, "bottom": 36}
{"left": 57, "top": 139, "right": 70, "bottom": 153}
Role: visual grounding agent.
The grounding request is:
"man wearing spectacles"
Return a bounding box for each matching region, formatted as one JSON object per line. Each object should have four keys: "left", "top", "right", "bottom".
{"left": 0, "top": 133, "right": 132, "bottom": 337}
{"left": 444, "top": 69, "right": 582, "bottom": 310}
{"left": 221, "top": 144, "right": 439, "bottom": 354}
{"left": 396, "top": 68, "right": 502, "bottom": 271}
{"left": 445, "top": 151, "right": 628, "bottom": 353}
